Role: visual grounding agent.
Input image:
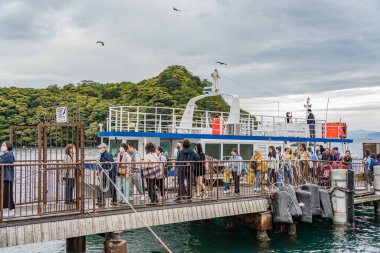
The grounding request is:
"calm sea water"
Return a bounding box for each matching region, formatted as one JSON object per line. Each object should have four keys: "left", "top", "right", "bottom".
{"left": 1, "top": 138, "right": 379, "bottom": 253}
{"left": 1, "top": 205, "right": 379, "bottom": 253}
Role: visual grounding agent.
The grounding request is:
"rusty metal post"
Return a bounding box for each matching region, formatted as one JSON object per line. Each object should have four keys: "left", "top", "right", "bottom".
{"left": 0, "top": 166, "right": 4, "bottom": 222}
{"left": 216, "top": 161, "right": 219, "bottom": 201}
{"left": 37, "top": 125, "right": 43, "bottom": 214}
{"left": 43, "top": 126, "right": 48, "bottom": 206}
{"left": 80, "top": 123, "right": 85, "bottom": 214}
{"left": 252, "top": 211, "right": 272, "bottom": 242}
{"left": 104, "top": 232, "right": 127, "bottom": 253}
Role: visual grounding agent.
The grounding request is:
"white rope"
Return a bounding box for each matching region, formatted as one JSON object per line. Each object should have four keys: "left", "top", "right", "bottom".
{"left": 95, "top": 162, "right": 174, "bottom": 253}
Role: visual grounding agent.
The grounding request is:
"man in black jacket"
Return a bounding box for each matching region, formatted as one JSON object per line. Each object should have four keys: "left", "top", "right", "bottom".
{"left": 176, "top": 139, "right": 199, "bottom": 200}
{"left": 307, "top": 109, "right": 316, "bottom": 138}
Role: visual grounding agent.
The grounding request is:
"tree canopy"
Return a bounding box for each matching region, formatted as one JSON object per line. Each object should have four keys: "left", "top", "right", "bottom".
{"left": 1, "top": 66, "right": 231, "bottom": 141}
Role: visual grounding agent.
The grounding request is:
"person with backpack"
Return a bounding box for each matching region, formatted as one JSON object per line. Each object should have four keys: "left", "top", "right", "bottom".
{"left": 96, "top": 143, "right": 116, "bottom": 207}
{"left": 251, "top": 149, "right": 264, "bottom": 192}
{"left": 116, "top": 143, "right": 131, "bottom": 205}
{"left": 143, "top": 142, "right": 160, "bottom": 204}
{"left": 155, "top": 146, "right": 168, "bottom": 200}
{"left": 366, "top": 153, "right": 377, "bottom": 191}
{"left": 194, "top": 143, "right": 208, "bottom": 199}
{"left": 176, "top": 139, "right": 199, "bottom": 200}
{"left": 127, "top": 143, "right": 144, "bottom": 201}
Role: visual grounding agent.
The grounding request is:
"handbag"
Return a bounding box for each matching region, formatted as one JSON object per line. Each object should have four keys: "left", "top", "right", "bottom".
{"left": 143, "top": 164, "right": 161, "bottom": 178}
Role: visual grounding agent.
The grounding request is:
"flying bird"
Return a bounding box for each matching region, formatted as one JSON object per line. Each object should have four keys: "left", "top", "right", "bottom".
{"left": 216, "top": 61, "right": 227, "bottom": 65}
{"left": 96, "top": 41, "right": 104, "bottom": 46}
{"left": 173, "top": 7, "right": 181, "bottom": 11}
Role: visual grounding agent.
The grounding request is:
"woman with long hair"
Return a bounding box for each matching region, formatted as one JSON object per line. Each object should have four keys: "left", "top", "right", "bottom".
{"left": 63, "top": 144, "right": 76, "bottom": 204}
{"left": 194, "top": 143, "right": 208, "bottom": 199}
{"left": 267, "top": 146, "right": 277, "bottom": 191}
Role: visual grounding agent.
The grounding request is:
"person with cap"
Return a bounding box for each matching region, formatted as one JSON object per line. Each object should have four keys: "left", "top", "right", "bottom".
{"left": 307, "top": 109, "right": 316, "bottom": 138}
{"left": 96, "top": 143, "right": 116, "bottom": 207}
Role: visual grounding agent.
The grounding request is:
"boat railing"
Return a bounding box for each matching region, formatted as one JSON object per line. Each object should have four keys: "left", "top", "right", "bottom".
{"left": 107, "top": 105, "right": 328, "bottom": 138}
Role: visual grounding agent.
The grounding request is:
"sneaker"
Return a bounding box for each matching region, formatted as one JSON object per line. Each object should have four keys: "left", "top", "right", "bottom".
{"left": 227, "top": 189, "right": 232, "bottom": 193}
{"left": 223, "top": 190, "right": 227, "bottom": 194}
{"left": 367, "top": 185, "right": 371, "bottom": 192}
{"left": 140, "top": 195, "right": 145, "bottom": 201}
{"left": 203, "top": 191, "right": 209, "bottom": 198}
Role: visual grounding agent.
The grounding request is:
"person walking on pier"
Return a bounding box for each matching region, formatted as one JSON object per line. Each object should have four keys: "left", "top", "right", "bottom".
{"left": 267, "top": 146, "right": 277, "bottom": 191}
{"left": 127, "top": 143, "right": 144, "bottom": 201}
{"left": 194, "top": 143, "right": 208, "bottom": 199}
{"left": 307, "top": 109, "right": 316, "bottom": 138}
{"left": 283, "top": 147, "right": 293, "bottom": 185}
{"left": 176, "top": 139, "right": 199, "bottom": 200}
{"left": 0, "top": 142, "right": 15, "bottom": 210}
{"left": 156, "top": 146, "right": 168, "bottom": 200}
{"left": 116, "top": 143, "right": 131, "bottom": 205}
{"left": 63, "top": 144, "right": 76, "bottom": 205}
{"left": 251, "top": 149, "right": 264, "bottom": 192}
{"left": 297, "top": 143, "right": 311, "bottom": 182}
{"left": 143, "top": 143, "right": 160, "bottom": 204}
{"left": 96, "top": 143, "right": 116, "bottom": 207}
{"left": 228, "top": 148, "right": 243, "bottom": 195}
{"left": 366, "top": 153, "right": 377, "bottom": 191}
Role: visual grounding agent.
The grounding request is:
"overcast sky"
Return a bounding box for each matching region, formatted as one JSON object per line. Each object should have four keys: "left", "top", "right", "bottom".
{"left": 1, "top": 0, "right": 379, "bottom": 131}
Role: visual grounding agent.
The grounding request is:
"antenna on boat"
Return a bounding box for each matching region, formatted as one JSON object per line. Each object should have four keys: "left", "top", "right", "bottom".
{"left": 211, "top": 69, "right": 220, "bottom": 94}
{"left": 304, "top": 97, "right": 312, "bottom": 119}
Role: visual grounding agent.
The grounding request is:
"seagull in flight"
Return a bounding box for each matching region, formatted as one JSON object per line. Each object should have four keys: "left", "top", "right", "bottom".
{"left": 96, "top": 41, "right": 104, "bottom": 46}
{"left": 173, "top": 7, "right": 181, "bottom": 11}
{"left": 216, "top": 61, "right": 227, "bottom": 65}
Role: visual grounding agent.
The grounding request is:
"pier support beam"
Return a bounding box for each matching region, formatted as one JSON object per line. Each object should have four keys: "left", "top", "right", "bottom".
{"left": 66, "top": 236, "right": 86, "bottom": 253}
{"left": 104, "top": 232, "right": 127, "bottom": 253}
{"left": 286, "top": 224, "right": 297, "bottom": 238}
{"left": 252, "top": 211, "right": 272, "bottom": 242}
{"left": 374, "top": 201, "right": 380, "bottom": 219}
{"left": 331, "top": 170, "right": 348, "bottom": 225}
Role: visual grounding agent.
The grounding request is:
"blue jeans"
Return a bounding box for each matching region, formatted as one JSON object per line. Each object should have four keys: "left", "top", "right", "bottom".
{"left": 117, "top": 176, "right": 131, "bottom": 203}
{"left": 277, "top": 168, "right": 284, "bottom": 189}
{"left": 255, "top": 170, "right": 261, "bottom": 188}
{"left": 284, "top": 163, "right": 293, "bottom": 185}
{"left": 224, "top": 183, "right": 230, "bottom": 191}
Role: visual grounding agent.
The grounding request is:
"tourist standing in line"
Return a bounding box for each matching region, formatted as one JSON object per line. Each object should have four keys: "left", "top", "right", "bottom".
{"left": 307, "top": 109, "right": 316, "bottom": 138}
{"left": 127, "top": 143, "right": 144, "bottom": 201}
{"left": 156, "top": 146, "right": 168, "bottom": 200}
{"left": 267, "top": 146, "right": 277, "bottom": 191}
{"left": 0, "top": 142, "right": 15, "bottom": 211}
{"left": 376, "top": 154, "right": 380, "bottom": 166}
{"left": 275, "top": 146, "right": 284, "bottom": 189}
{"left": 228, "top": 148, "right": 243, "bottom": 195}
{"left": 143, "top": 142, "right": 160, "bottom": 204}
{"left": 297, "top": 143, "right": 311, "bottom": 181}
{"left": 96, "top": 143, "right": 116, "bottom": 207}
{"left": 342, "top": 150, "right": 352, "bottom": 170}
{"left": 63, "top": 144, "right": 76, "bottom": 204}
{"left": 283, "top": 147, "right": 293, "bottom": 185}
{"left": 366, "top": 153, "right": 377, "bottom": 191}
{"left": 116, "top": 143, "right": 131, "bottom": 204}
{"left": 176, "top": 139, "right": 199, "bottom": 200}
{"left": 251, "top": 149, "right": 264, "bottom": 192}
{"left": 194, "top": 143, "right": 208, "bottom": 199}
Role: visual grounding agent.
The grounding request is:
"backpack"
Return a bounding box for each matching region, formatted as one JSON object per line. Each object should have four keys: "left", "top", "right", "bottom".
{"left": 369, "top": 158, "right": 377, "bottom": 170}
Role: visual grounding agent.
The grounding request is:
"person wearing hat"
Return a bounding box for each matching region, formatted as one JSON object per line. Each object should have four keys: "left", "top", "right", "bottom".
{"left": 97, "top": 143, "right": 116, "bottom": 207}
{"left": 307, "top": 109, "right": 316, "bottom": 138}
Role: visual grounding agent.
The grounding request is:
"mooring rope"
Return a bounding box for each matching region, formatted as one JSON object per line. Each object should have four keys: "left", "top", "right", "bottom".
{"left": 95, "top": 162, "right": 174, "bottom": 253}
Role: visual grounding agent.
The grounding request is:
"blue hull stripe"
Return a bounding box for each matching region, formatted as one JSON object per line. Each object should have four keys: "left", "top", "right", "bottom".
{"left": 98, "top": 131, "right": 353, "bottom": 143}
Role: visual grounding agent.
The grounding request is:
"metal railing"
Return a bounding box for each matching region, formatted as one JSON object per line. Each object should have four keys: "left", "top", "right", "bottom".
{"left": 0, "top": 159, "right": 368, "bottom": 223}
{"left": 107, "top": 105, "right": 327, "bottom": 138}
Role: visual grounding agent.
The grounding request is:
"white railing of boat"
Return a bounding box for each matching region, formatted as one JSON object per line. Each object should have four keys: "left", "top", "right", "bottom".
{"left": 107, "top": 106, "right": 325, "bottom": 138}
{"left": 106, "top": 106, "right": 328, "bottom": 138}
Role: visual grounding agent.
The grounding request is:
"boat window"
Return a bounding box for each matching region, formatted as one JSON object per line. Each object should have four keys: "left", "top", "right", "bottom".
{"left": 223, "top": 144, "right": 238, "bottom": 159}
{"left": 109, "top": 139, "right": 122, "bottom": 157}
{"left": 240, "top": 144, "right": 254, "bottom": 160}
{"left": 205, "top": 144, "right": 221, "bottom": 160}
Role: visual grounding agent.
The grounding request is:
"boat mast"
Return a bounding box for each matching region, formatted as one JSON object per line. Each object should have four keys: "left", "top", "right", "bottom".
{"left": 211, "top": 69, "right": 220, "bottom": 94}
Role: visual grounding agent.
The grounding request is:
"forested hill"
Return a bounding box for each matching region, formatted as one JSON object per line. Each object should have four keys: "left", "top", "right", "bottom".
{"left": 0, "top": 66, "right": 230, "bottom": 140}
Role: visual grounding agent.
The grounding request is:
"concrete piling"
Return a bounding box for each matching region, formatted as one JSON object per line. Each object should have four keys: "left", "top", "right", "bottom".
{"left": 104, "top": 232, "right": 127, "bottom": 253}
{"left": 331, "top": 170, "right": 348, "bottom": 225}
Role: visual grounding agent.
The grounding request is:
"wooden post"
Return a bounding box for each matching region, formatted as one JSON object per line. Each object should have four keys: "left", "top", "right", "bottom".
{"left": 66, "top": 236, "right": 86, "bottom": 253}
{"left": 286, "top": 224, "right": 297, "bottom": 238}
{"left": 104, "top": 232, "right": 127, "bottom": 253}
